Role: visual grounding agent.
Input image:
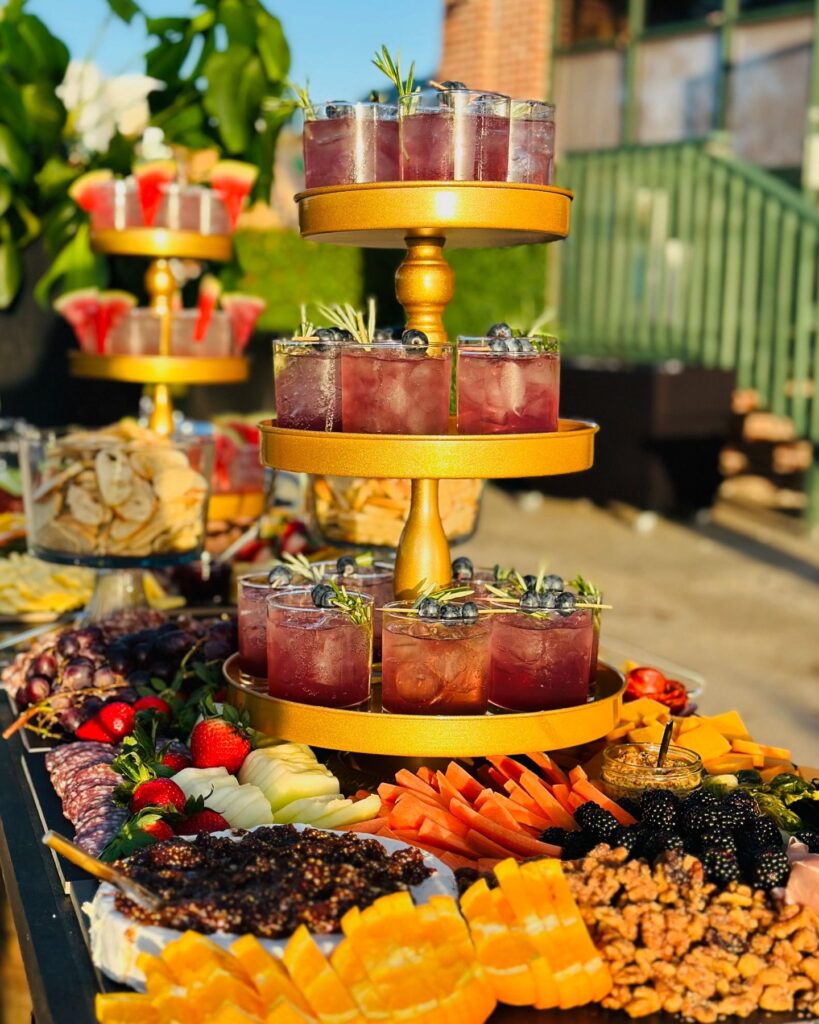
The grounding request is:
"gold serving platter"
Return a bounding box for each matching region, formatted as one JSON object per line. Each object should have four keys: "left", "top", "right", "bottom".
{"left": 225, "top": 653, "right": 624, "bottom": 757}
{"left": 90, "top": 228, "right": 232, "bottom": 261}
{"left": 296, "top": 181, "right": 572, "bottom": 249}
{"left": 69, "top": 353, "right": 248, "bottom": 385}
{"left": 259, "top": 418, "right": 597, "bottom": 480}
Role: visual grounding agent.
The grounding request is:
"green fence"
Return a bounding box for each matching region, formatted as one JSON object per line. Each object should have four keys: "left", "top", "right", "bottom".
{"left": 560, "top": 139, "right": 819, "bottom": 444}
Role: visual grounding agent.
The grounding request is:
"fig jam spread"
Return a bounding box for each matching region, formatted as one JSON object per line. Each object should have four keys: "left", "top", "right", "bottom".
{"left": 113, "top": 826, "right": 433, "bottom": 937}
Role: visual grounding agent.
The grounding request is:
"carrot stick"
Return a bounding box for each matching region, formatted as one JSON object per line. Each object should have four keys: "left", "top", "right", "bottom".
{"left": 395, "top": 768, "right": 444, "bottom": 802}
{"left": 449, "top": 799, "right": 562, "bottom": 858}
{"left": 526, "top": 751, "right": 570, "bottom": 787}
{"left": 519, "top": 772, "right": 576, "bottom": 830}
{"left": 572, "top": 780, "right": 637, "bottom": 825}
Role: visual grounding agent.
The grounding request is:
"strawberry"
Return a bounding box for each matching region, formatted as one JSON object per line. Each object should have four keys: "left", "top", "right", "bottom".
{"left": 142, "top": 819, "right": 174, "bottom": 841}
{"left": 133, "top": 696, "right": 172, "bottom": 718}
{"left": 176, "top": 810, "right": 230, "bottom": 835}
{"left": 190, "top": 717, "right": 251, "bottom": 774}
{"left": 130, "top": 778, "right": 186, "bottom": 814}
{"left": 76, "top": 716, "right": 115, "bottom": 743}
{"left": 98, "top": 701, "right": 136, "bottom": 739}
{"left": 160, "top": 750, "right": 192, "bottom": 772}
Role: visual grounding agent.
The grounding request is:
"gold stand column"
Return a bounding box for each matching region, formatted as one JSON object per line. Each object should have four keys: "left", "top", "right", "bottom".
{"left": 394, "top": 479, "right": 451, "bottom": 598}
{"left": 144, "top": 258, "right": 180, "bottom": 435}
{"left": 394, "top": 236, "right": 454, "bottom": 346}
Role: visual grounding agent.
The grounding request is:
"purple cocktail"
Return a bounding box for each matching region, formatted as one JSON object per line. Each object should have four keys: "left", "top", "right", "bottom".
{"left": 238, "top": 573, "right": 277, "bottom": 678}
{"left": 266, "top": 587, "right": 373, "bottom": 708}
{"left": 303, "top": 102, "right": 398, "bottom": 188}
{"left": 313, "top": 556, "right": 394, "bottom": 661}
{"left": 457, "top": 334, "right": 560, "bottom": 434}
{"left": 443, "top": 90, "right": 510, "bottom": 182}
{"left": 508, "top": 100, "right": 555, "bottom": 186}
{"left": 274, "top": 338, "right": 341, "bottom": 431}
{"left": 489, "top": 601, "right": 594, "bottom": 712}
{"left": 381, "top": 599, "right": 490, "bottom": 714}
{"left": 340, "top": 340, "right": 451, "bottom": 435}
{"left": 399, "top": 96, "right": 453, "bottom": 180}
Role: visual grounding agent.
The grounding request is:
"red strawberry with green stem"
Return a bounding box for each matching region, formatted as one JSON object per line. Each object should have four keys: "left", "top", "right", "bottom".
{"left": 176, "top": 810, "right": 230, "bottom": 835}
{"left": 98, "top": 701, "right": 136, "bottom": 740}
{"left": 130, "top": 778, "right": 186, "bottom": 814}
{"left": 190, "top": 700, "right": 251, "bottom": 774}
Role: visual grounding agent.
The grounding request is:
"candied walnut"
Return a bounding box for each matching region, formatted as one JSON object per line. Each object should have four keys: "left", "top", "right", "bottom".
{"left": 624, "top": 986, "right": 661, "bottom": 1017}
{"left": 759, "top": 986, "right": 793, "bottom": 1013}
{"left": 793, "top": 928, "right": 819, "bottom": 954}
{"left": 758, "top": 965, "right": 789, "bottom": 987}
{"left": 750, "top": 932, "right": 773, "bottom": 955}
{"left": 737, "top": 952, "right": 766, "bottom": 978}
{"left": 802, "top": 955, "right": 819, "bottom": 983}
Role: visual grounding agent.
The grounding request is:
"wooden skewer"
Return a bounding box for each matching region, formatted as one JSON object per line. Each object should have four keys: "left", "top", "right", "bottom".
{"left": 42, "top": 831, "right": 162, "bottom": 912}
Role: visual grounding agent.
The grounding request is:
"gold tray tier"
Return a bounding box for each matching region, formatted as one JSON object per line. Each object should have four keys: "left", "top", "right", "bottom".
{"left": 225, "top": 654, "right": 624, "bottom": 758}
{"left": 259, "top": 418, "right": 597, "bottom": 479}
{"left": 70, "top": 352, "right": 248, "bottom": 385}
{"left": 296, "top": 181, "right": 572, "bottom": 249}
{"left": 90, "top": 228, "right": 232, "bottom": 261}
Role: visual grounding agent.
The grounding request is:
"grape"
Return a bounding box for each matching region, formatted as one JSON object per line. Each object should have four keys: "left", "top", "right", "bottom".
{"left": 61, "top": 657, "right": 95, "bottom": 690}
{"left": 23, "top": 676, "right": 51, "bottom": 704}
{"left": 202, "top": 637, "right": 232, "bottom": 661}
{"left": 147, "top": 661, "right": 174, "bottom": 682}
{"left": 28, "top": 652, "right": 58, "bottom": 681}
{"left": 93, "top": 667, "right": 118, "bottom": 690}
{"left": 107, "top": 646, "right": 132, "bottom": 675}
{"left": 58, "top": 708, "right": 82, "bottom": 733}
{"left": 133, "top": 642, "right": 153, "bottom": 667}
{"left": 112, "top": 686, "right": 137, "bottom": 704}
{"left": 84, "top": 642, "right": 107, "bottom": 663}
{"left": 126, "top": 670, "right": 152, "bottom": 688}
{"left": 57, "top": 633, "right": 80, "bottom": 658}
{"left": 156, "top": 622, "right": 179, "bottom": 635}
{"left": 155, "top": 630, "right": 193, "bottom": 660}
{"left": 76, "top": 626, "right": 103, "bottom": 649}
{"left": 82, "top": 696, "right": 103, "bottom": 718}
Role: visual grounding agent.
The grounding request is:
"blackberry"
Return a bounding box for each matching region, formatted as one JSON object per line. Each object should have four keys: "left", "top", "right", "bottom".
{"left": 682, "top": 803, "right": 722, "bottom": 838}
{"left": 683, "top": 790, "right": 719, "bottom": 811}
{"left": 795, "top": 830, "right": 819, "bottom": 853}
{"left": 701, "top": 848, "right": 742, "bottom": 887}
{"left": 748, "top": 815, "right": 782, "bottom": 850}
{"left": 747, "top": 848, "right": 789, "bottom": 892}
{"left": 723, "top": 789, "right": 757, "bottom": 828}
{"left": 574, "top": 803, "right": 622, "bottom": 843}
{"left": 699, "top": 829, "right": 738, "bottom": 853}
{"left": 715, "top": 800, "right": 744, "bottom": 833}
{"left": 561, "top": 830, "right": 596, "bottom": 860}
{"left": 640, "top": 790, "right": 680, "bottom": 831}
{"left": 642, "top": 831, "right": 685, "bottom": 863}
{"left": 612, "top": 826, "right": 644, "bottom": 858}
{"left": 540, "top": 827, "right": 570, "bottom": 848}
{"left": 617, "top": 797, "right": 642, "bottom": 821}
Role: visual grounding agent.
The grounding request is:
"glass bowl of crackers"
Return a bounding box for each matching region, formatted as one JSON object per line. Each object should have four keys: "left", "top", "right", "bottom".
{"left": 20, "top": 422, "right": 214, "bottom": 569}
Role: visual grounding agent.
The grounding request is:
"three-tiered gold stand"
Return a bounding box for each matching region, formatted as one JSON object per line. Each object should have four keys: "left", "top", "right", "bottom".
{"left": 227, "top": 180, "right": 622, "bottom": 757}
{"left": 70, "top": 228, "right": 248, "bottom": 435}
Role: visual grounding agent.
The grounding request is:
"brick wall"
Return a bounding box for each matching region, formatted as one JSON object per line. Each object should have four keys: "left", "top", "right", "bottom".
{"left": 438, "top": 0, "right": 554, "bottom": 100}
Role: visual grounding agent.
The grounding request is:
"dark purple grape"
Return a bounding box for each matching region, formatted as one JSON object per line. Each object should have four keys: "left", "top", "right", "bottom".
{"left": 126, "top": 669, "right": 152, "bottom": 688}
{"left": 156, "top": 622, "right": 180, "bottom": 635}
{"left": 57, "top": 633, "right": 81, "bottom": 658}
{"left": 81, "top": 696, "right": 103, "bottom": 717}
{"left": 93, "top": 666, "right": 118, "bottom": 690}
{"left": 60, "top": 657, "right": 96, "bottom": 690}
{"left": 155, "top": 630, "right": 194, "bottom": 660}
{"left": 76, "top": 626, "right": 103, "bottom": 649}
{"left": 58, "top": 708, "right": 83, "bottom": 733}
{"left": 111, "top": 687, "right": 137, "bottom": 704}
{"left": 133, "top": 642, "right": 153, "bottom": 667}
{"left": 29, "top": 652, "right": 58, "bottom": 681}
{"left": 147, "top": 661, "right": 175, "bottom": 682}
{"left": 107, "top": 646, "right": 132, "bottom": 675}
{"left": 133, "top": 628, "right": 159, "bottom": 645}
{"left": 23, "top": 676, "right": 51, "bottom": 704}
{"left": 84, "top": 642, "right": 107, "bottom": 663}
{"left": 202, "top": 637, "right": 231, "bottom": 661}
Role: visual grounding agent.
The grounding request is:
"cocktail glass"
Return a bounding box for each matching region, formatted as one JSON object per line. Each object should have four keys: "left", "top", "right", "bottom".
{"left": 456, "top": 336, "right": 560, "bottom": 434}
{"left": 237, "top": 572, "right": 293, "bottom": 679}
{"left": 274, "top": 338, "right": 341, "bottom": 431}
{"left": 381, "top": 600, "right": 491, "bottom": 715}
{"left": 266, "top": 588, "right": 373, "bottom": 708}
{"left": 312, "top": 560, "right": 394, "bottom": 661}
{"left": 340, "top": 342, "right": 452, "bottom": 434}
{"left": 173, "top": 310, "right": 233, "bottom": 357}
{"left": 302, "top": 102, "right": 399, "bottom": 188}
{"left": 488, "top": 605, "right": 594, "bottom": 711}
{"left": 440, "top": 90, "right": 510, "bottom": 181}
{"left": 399, "top": 95, "right": 454, "bottom": 180}
{"left": 156, "top": 184, "right": 230, "bottom": 234}
{"left": 507, "top": 100, "right": 555, "bottom": 186}
{"left": 90, "top": 179, "right": 141, "bottom": 231}
{"left": 108, "top": 309, "right": 161, "bottom": 356}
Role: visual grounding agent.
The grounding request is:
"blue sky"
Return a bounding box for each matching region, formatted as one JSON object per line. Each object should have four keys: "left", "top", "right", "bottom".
{"left": 29, "top": 0, "right": 443, "bottom": 101}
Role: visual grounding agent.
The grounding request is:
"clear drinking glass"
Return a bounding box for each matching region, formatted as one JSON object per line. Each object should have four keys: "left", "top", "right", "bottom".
{"left": 440, "top": 90, "right": 510, "bottom": 181}
{"left": 266, "top": 587, "right": 373, "bottom": 708}
{"left": 312, "top": 560, "right": 394, "bottom": 661}
{"left": 172, "top": 310, "right": 232, "bottom": 357}
{"left": 507, "top": 100, "right": 555, "bottom": 186}
{"left": 488, "top": 604, "right": 594, "bottom": 711}
{"left": 399, "top": 95, "right": 454, "bottom": 180}
{"left": 302, "top": 102, "right": 398, "bottom": 187}
{"left": 238, "top": 572, "right": 294, "bottom": 679}
{"left": 340, "top": 342, "right": 452, "bottom": 434}
{"left": 457, "top": 336, "right": 560, "bottom": 434}
{"left": 108, "top": 309, "right": 161, "bottom": 356}
{"left": 381, "top": 600, "right": 491, "bottom": 714}
{"left": 156, "top": 184, "right": 230, "bottom": 234}
{"left": 90, "top": 179, "right": 141, "bottom": 231}
{"left": 274, "top": 338, "right": 341, "bottom": 431}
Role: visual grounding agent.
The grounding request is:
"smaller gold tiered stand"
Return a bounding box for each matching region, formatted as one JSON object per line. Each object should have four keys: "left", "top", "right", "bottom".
{"left": 70, "top": 228, "right": 248, "bottom": 435}
{"left": 227, "top": 179, "right": 624, "bottom": 757}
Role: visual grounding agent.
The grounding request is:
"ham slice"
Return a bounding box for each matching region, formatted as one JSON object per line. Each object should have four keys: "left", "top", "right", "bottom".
{"left": 780, "top": 838, "right": 819, "bottom": 913}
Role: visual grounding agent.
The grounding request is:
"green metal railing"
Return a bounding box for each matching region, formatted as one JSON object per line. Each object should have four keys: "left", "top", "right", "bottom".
{"left": 559, "top": 138, "right": 819, "bottom": 445}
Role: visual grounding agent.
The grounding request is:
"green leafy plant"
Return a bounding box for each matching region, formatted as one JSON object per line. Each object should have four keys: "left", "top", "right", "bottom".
{"left": 372, "top": 45, "right": 416, "bottom": 100}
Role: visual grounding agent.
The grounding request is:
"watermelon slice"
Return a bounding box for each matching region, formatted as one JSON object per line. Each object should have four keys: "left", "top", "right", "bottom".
{"left": 193, "top": 274, "right": 222, "bottom": 343}
{"left": 133, "top": 159, "right": 176, "bottom": 227}
{"left": 221, "top": 292, "right": 266, "bottom": 351}
{"left": 67, "top": 170, "right": 114, "bottom": 214}
{"left": 54, "top": 288, "right": 100, "bottom": 352}
{"left": 97, "top": 290, "right": 137, "bottom": 354}
{"left": 209, "top": 160, "right": 258, "bottom": 230}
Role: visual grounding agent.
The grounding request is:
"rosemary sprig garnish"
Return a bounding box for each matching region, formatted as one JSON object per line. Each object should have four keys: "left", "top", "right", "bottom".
{"left": 570, "top": 573, "right": 602, "bottom": 605}
{"left": 263, "top": 79, "right": 315, "bottom": 121}
{"left": 279, "top": 552, "right": 322, "bottom": 583}
{"left": 325, "top": 579, "right": 371, "bottom": 627}
{"left": 372, "top": 45, "right": 416, "bottom": 100}
{"left": 316, "top": 302, "right": 374, "bottom": 343}
{"left": 297, "top": 303, "right": 315, "bottom": 339}
{"left": 414, "top": 585, "right": 475, "bottom": 607}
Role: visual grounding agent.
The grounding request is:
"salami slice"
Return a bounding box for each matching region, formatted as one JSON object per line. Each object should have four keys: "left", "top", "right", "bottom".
{"left": 64, "top": 782, "right": 119, "bottom": 822}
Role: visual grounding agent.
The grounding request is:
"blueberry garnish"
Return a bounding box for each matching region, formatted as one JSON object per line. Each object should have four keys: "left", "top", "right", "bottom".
{"left": 440, "top": 603, "right": 462, "bottom": 622}
{"left": 401, "top": 328, "right": 428, "bottom": 351}
{"left": 335, "top": 329, "right": 355, "bottom": 342}
{"left": 506, "top": 337, "right": 522, "bottom": 353}
{"left": 518, "top": 338, "right": 534, "bottom": 353}
{"left": 313, "top": 326, "right": 337, "bottom": 351}
{"left": 461, "top": 601, "right": 479, "bottom": 623}
{"left": 522, "top": 574, "right": 537, "bottom": 592}
{"left": 487, "top": 322, "right": 513, "bottom": 340}
{"left": 418, "top": 597, "right": 440, "bottom": 620}
{"left": 311, "top": 583, "right": 335, "bottom": 609}
{"left": 489, "top": 337, "right": 508, "bottom": 354}
{"left": 268, "top": 565, "right": 293, "bottom": 588}
{"left": 538, "top": 590, "right": 559, "bottom": 609}
{"left": 556, "top": 591, "right": 577, "bottom": 615}
{"left": 542, "top": 574, "right": 564, "bottom": 592}
{"left": 520, "top": 591, "right": 540, "bottom": 610}
{"left": 336, "top": 555, "right": 357, "bottom": 577}
{"left": 451, "top": 556, "right": 474, "bottom": 581}
{"left": 326, "top": 102, "right": 352, "bottom": 119}
{"left": 373, "top": 327, "right": 399, "bottom": 343}
{"left": 441, "top": 80, "right": 467, "bottom": 90}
